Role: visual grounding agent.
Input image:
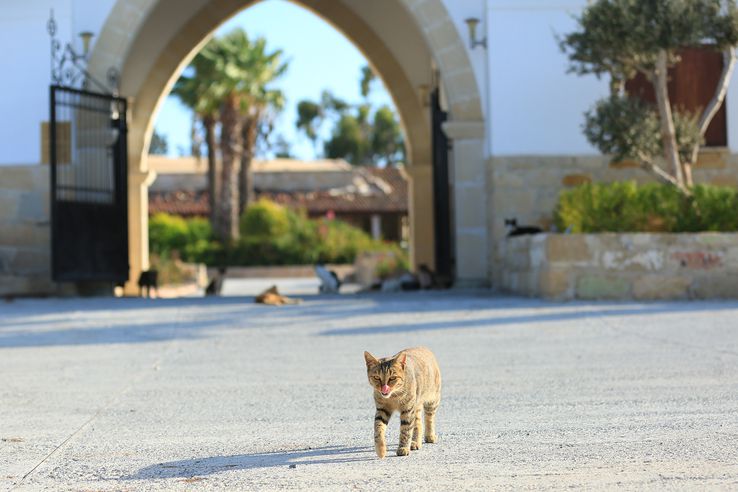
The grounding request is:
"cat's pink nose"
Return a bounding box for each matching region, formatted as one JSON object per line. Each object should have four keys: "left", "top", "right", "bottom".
{"left": 380, "top": 385, "right": 391, "bottom": 395}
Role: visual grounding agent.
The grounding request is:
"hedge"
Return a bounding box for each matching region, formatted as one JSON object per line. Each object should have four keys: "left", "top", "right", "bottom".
{"left": 554, "top": 182, "right": 738, "bottom": 233}
{"left": 149, "top": 199, "right": 408, "bottom": 269}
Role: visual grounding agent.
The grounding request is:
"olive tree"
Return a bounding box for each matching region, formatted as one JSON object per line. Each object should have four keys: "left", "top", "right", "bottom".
{"left": 561, "top": 0, "right": 738, "bottom": 194}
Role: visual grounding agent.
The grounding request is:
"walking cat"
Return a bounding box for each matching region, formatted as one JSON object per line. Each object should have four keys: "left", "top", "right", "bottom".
{"left": 363, "top": 347, "right": 441, "bottom": 458}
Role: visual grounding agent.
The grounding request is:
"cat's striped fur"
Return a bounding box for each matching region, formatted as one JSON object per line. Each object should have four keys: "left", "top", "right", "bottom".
{"left": 364, "top": 347, "right": 441, "bottom": 458}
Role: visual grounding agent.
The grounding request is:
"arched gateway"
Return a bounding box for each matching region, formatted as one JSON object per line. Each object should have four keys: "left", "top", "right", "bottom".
{"left": 87, "top": 0, "right": 487, "bottom": 293}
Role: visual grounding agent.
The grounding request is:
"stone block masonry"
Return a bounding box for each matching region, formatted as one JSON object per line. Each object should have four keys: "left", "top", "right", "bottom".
{"left": 487, "top": 149, "right": 738, "bottom": 287}
{"left": 501, "top": 233, "right": 738, "bottom": 300}
{"left": 0, "top": 166, "right": 59, "bottom": 296}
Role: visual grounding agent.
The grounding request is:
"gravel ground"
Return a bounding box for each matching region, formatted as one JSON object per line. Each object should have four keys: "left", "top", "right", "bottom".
{"left": 1, "top": 289, "right": 737, "bottom": 490}
{"left": 219, "top": 278, "right": 361, "bottom": 297}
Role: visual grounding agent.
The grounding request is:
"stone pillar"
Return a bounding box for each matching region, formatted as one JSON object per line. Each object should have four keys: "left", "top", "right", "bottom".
{"left": 371, "top": 214, "right": 382, "bottom": 240}
{"left": 404, "top": 164, "right": 435, "bottom": 270}
{"left": 122, "top": 163, "right": 155, "bottom": 296}
{"left": 442, "top": 121, "right": 488, "bottom": 287}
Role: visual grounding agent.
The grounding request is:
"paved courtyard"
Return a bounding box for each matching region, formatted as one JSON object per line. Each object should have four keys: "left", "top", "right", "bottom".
{"left": 1, "top": 289, "right": 737, "bottom": 490}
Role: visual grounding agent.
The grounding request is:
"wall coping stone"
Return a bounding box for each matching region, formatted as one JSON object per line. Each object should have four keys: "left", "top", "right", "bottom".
{"left": 501, "top": 233, "right": 738, "bottom": 300}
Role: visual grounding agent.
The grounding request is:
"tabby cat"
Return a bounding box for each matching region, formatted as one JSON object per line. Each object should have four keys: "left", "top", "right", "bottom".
{"left": 363, "top": 347, "right": 442, "bottom": 458}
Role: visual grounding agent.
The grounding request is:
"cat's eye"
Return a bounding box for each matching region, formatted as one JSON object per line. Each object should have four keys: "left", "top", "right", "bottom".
{"left": 388, "top": 377, "right": 397, "bottom": 383}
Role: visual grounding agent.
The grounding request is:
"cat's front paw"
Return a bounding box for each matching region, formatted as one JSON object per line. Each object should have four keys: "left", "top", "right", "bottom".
{"left": 375, "top": 444, "right": 386, "bottom": 459}
{"left": 410, "top": 442, "right": 421, "bottom": 450}
{"left": 424, "top": 434, "right": 437, "bottom": 444}
{"left": 396, "top": 447, "right": 410, "bottom": 456}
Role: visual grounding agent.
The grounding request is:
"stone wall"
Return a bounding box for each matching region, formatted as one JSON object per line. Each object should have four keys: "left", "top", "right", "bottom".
{"left": 501, "top": 233, "right": 738, "bottom": 300}
{"left": 0, "top": 165, "right": 59, "bottom": 296}
{"left": 486, "top": 149, "right": 738, "bottom": 286}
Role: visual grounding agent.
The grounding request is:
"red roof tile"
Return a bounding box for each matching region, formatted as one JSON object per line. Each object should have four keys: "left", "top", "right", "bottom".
{"left": 149, "top": 190, "right": 209, "bottom": 217}
{"left": 149, "top": 166, "right": 408, "bottom": 216}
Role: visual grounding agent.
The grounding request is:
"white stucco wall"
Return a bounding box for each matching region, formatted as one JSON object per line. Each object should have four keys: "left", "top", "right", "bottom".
{"left": 71, "top": 0, "right": 116, "bottom": 39}
{"left": 0, "top": 1, "right": 69, "bottom": 165}
{"left": 440, "top": 0, "right": 488, "bottom": 121}
{"left": 485, "top": 0, "right": 609, "bottom": 156}
{"left": 0, "top": 0, "right": 116, "bottom": 166}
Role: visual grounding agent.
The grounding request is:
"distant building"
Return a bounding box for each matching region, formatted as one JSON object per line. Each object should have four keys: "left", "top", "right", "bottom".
{"left": 147, "top": 157, "right": 408, "bottom": 243}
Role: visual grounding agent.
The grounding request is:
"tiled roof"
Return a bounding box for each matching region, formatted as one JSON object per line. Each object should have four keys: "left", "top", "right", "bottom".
{"left": 259, "top": 167, "right": 408, "bottom": 214}
{"left": 149, "top": 190, "right": 209, "bottom": 217}
{"left": 149, "top": 166, "right": 408, "bottom": 216}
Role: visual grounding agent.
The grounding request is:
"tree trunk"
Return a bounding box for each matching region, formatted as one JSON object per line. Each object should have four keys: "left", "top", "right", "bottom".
{"left": 652, "top": 50, "right": 686, "bottom": 192}
{"left": 682, "top": 161, "right": 694, "bottom": 189}
{"left": 239, "top": 115, "right": 258, "bottom": 215}
{"left": 190, "top": 113, "right": 202, "bottom": 159}
{"left": 686, "top": 49, "right": 738, "bottom": 185}
{"left": 698, "top": 50, "right": 737, "bottom": 138}
{"left": 217, "top": 95, "right": 243, "bottom": 244}
{"left": 203, "top": 115, "right": 219, "bottom": 229}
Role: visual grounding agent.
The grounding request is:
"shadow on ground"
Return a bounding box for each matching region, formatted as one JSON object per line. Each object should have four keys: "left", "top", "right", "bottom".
{"left": 317, "top": 303, "right": 725, "bottom": 336}
{"left": 2, "top": 293, "right": 737, "bottom": 348}
{"left": 0, "top": 316, "right": 233, "bottom": 348}
{"left": 126, "top": 446, "right": 374, "bottom": 480}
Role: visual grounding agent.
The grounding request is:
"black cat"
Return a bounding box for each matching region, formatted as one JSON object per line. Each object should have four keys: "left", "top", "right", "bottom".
{"left": 505, "top": 218, "right": 543, "bottom": 237}
{"left": 137, "top": 269, "right": 159, "bottom": 298}
{"left": 205, "top": 267, "right": 227, "bottom": 296}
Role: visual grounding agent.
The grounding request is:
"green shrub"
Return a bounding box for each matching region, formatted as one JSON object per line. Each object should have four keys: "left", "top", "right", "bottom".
{"left": 239, "top": 198, "right": 292, "bottom": 239}
{"left": 149, "top": 253, "right": 192, "bottom": 286}
{"left": 555, "top": 182, "right": 738, "bottom": 233}
{"left": 149, "top": 213, "right": 189, "bottom": 255}
{"left": 150, "top": 201, "right": 409, "bottom": 268}
{"left": 374, "top": 249, "right": 410, "bottom": 279}
{"left": 315, "top": 218, "right": 374, "bottom": 264}
{"left": 237, "top": 200, "right": 317, "bottom": 265}
{"left": 149, "top": 213, "right": 213, "bottom": 261}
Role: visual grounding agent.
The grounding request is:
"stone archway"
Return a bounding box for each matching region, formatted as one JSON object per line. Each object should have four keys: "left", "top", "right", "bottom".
{"left": 88, "top": 0, "right": 486, "bottom": 293}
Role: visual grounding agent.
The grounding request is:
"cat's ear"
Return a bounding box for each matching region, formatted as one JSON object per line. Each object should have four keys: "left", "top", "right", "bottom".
{"left": 364, "top": 351, "right": 378, "bottom": 368}
{"left": 396, "top": 352, "right": 407, "bottom": 369}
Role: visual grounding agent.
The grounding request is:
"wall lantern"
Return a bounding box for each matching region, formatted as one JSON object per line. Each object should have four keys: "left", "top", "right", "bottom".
{"left": 79, "top": 31, "right": 94, "bottom": 56}
{"left": 48, "top": 9, "right": 119, "bottom": 93}
{"left": 464, "top": 17, "right": 487, "bottom": 50}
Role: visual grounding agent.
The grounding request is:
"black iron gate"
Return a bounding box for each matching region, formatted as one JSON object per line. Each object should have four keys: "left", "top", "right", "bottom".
{"left": 431, "top": 88, "right": 454, "bottom": 279}
{"left": 50, "top": 85, "right": 129, "bottom": 283}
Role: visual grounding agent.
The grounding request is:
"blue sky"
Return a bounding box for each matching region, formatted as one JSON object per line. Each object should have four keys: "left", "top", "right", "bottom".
{"left": 153, "top": 0, "right": 395, "bottom": 159}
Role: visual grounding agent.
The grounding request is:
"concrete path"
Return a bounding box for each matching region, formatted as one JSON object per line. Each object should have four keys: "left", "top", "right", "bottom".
{"left": 1, "top": 292, "right": 737, "bottom": 490}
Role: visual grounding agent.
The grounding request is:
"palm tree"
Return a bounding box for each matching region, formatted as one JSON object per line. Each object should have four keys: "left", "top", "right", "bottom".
{"left": 171, "top": 50, "right": 220, "bottom": 229}
{"left": 173, "top": 29, "right": 287, "bottom": 243}
{"left": 218, "top": 90, "right": 243, "bottom": 242}
{"left": 209, "top": 30, "right": 288, "bottom": 237}
{"left": 173, "top": 30, "right": 288, "bottom": 243}
{"left": 220, "top": 32, "right": 287, "bottom": 214}
{"left": 239, "top": 89, "right": 284, "bottom": 214}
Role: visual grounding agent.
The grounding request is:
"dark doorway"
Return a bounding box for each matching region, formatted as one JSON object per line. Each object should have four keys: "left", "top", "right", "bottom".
{"left": 431, "top": 88, "right": 454, "bottom": 279}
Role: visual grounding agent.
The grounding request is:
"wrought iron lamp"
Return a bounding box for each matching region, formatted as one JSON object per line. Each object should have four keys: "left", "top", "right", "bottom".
{"left": 464, "top": 17, "right": 487, "bottom": 49}
{"left": 47, "top": 10, "right": 118, "bottom": 93}
{"left": 79, "top": 31, "right": 94, "bottom": 56}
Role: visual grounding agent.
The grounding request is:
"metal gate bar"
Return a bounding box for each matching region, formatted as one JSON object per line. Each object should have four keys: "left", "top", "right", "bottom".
{"left": 50, "top": 85, "right": 129, "bottom": 283}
